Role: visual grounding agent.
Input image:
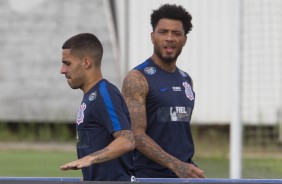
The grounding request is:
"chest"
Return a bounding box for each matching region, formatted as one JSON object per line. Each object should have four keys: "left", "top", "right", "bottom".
{"left": 146, "top": 73, "right": 195, "bottom": 107}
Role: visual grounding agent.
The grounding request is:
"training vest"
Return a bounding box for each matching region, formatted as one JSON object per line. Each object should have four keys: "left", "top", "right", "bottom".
{"left": 134, "top": 58, "right": 196, "bottom": 178}
{"left": 76, "top": 79, "right": 135, "bottom": 181}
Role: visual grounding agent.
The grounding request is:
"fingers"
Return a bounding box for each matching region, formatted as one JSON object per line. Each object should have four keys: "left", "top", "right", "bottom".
{"left": 190, "top": 165, "right": 205, "bottom": 178}
{"left": 60, "top": 162, "right": 82, "bottom": 171}
{"left": 194, "top": 170, "right": 205, "bottom": 178}
{"left": 174, "top": 162, "right": 205, "bottom": 178}
{"left": 60, "top": 156, "right": 92, "bottom": 171}
{"left": 197, "top": 170, "right": 205, "bottom": 178}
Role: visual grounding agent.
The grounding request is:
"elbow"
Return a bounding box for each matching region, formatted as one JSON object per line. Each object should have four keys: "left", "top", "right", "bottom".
{"left": 119, "top": 136, "right": 135, "bottom": 153}
{"left": 133, "top": 132, "right": 146, "bottom": 149}
{"left": 127, "top": 139, "right": 135, "bottom": 151}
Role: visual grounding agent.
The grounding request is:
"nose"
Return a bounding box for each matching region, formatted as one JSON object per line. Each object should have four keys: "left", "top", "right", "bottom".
{"left": 60, "top": 65, "right": 66, "bottom": 74}
{"left": 165, "top": 32, "right": 174, "bottom": 42}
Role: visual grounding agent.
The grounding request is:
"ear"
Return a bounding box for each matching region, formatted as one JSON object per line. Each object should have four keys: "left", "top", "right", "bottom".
{"left": 83, "top": 57, "right": 92, "bottom": 70}
{"left": 183, "top": 35, "right": 187, "bottom": 46}
{"left": 151, "top": 32, "right": 155, "bottom": 44}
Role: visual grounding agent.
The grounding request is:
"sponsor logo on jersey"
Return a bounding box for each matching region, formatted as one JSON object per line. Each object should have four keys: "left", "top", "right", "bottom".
{"left": 88, "top": 91, "right": 97, "bottom": 101}
{"left": 179, "top": 69, "right": 188, "bottom": 77}
{"left": 183, "top": 82, "right": 194, "bottom": 100}
{"left": 170, "top": 106, "right": 188, "bottom": 121}
{"left": 158, "top": 106, "right": 192, "bottom": 122}
{"left": 144, "top": 67, "right": 156, "bottom": 75}
{"left": 172, "top": 86, "right": 182, "bottom": 92}
{"left": 76, "top": 102, "right": 86, "bottom": 125}
{"left": 160, "top": 87, "right": 168, "bottom": 92}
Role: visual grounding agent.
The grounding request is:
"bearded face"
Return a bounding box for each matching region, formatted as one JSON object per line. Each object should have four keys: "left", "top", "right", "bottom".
{"left": 153, "top": 42, "right": 183, "bottom": 64}
{"left": 151, "top": 18, "right": 187, "bottom": 64}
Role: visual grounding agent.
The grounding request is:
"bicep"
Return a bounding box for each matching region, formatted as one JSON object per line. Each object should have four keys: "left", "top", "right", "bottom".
{"left": 122, "top": 70, "right": 148, "bottom": 134}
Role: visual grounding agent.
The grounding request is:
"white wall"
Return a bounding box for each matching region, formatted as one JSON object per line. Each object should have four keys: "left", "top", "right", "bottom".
{"left": 1, "top": 0, "right": 281, "bottom": 124}
{"left": 0, "top": 0, "right": 119, "bottom": 122}
{"left": 117, "top": 0, "right": 237, "bottom": 124}
{"left": 116, "top": 0, "right": 282, "bottom": 125}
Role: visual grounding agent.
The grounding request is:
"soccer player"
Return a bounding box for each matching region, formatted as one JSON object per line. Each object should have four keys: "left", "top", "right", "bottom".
{"left": 122, "top": 4, "right": 205, "bottom": 178}
{"left": 59, "top": 33, "right": 135, "bottom": 181}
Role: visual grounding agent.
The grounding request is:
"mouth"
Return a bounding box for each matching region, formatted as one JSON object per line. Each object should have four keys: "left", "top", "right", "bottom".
{"left": 65, "top": 75, "right": 71, "bottom": 80}
{"left": 164, "top": 45, "right": 175, "bottom": 53}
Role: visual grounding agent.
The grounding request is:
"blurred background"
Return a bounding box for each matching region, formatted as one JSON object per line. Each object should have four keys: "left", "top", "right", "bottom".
{"left": 0, "top": 0, "right": 281, "bottom": 179}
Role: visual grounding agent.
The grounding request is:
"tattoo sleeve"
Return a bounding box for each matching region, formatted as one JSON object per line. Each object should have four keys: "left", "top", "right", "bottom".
{"left": 122, "top": 70, "right": 180, "bottom": 170}
{"left": 113, "top": 130, "right": 134, "bottom": 144}
{"left": 90, "top": 148, "right": 110, "bottom": 163}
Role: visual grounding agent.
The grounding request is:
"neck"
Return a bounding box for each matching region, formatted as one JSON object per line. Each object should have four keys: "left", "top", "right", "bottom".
{"left": 151, "top": 55, "right": 177, "bottom": 73}
{"left": 82, "top": 72, "right": 103, "bottom": 94}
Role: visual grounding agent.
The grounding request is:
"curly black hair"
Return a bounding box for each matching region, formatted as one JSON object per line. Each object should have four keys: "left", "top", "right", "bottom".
{"left": 150, "top": 4, "right": 193, "bottom": 35}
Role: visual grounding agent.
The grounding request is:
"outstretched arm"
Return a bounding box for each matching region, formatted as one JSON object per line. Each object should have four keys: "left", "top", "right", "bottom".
{"left": 122, "top": 70, "right": 204, "bottom": 178}
{"left": 60, "top": 129, "right": 134, "bottom": 170}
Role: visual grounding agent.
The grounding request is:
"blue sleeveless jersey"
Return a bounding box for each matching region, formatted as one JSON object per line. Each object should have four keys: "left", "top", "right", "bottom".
{"left": 134, "top": 58, "right": 196, "bottom": 178}
{"left": 76, "top": 79, "right": 134, "bottom": 181}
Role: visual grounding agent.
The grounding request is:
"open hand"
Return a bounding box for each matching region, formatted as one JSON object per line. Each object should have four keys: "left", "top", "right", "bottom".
{"left": 60, "top": 157, "right": 92, "bottom": 171}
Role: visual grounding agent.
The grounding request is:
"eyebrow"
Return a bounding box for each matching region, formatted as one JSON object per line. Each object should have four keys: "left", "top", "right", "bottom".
{"left": 157, "top": 28, "right": 183, "bottom": 33}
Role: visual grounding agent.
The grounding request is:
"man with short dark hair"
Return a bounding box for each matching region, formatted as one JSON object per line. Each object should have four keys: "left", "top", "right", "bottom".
{"left": 60, "top": 33, "right": 135, "bottom": 181}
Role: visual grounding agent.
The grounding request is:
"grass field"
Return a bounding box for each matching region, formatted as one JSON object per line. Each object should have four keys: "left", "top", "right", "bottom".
{"left": 0, "top": 150, "right": 81, "bottom": 178}
{"left": 0, "top": 124, "right": 281, "bottom": 179}
{"left": 0, "top": 148, "right": 282, "bottom": 179}
{"left": 195, "top": 156, "right": 282, "bottom": 179}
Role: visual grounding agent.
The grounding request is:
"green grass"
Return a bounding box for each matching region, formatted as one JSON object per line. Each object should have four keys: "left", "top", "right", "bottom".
{"left": 0, "top": 124, "right": 281, "bottom": 179}
{"left": 194, "top": 156, "right": 282, "bottom": 179}
{"left": 0, "top": 150, "right": 81, "bottom": 178}
{"left": 242, "top": 157, "right": 282, "bottom": 179}
{"left": 194, "top": 157, "right": 229, "bottom": 178}
{"left": 1, "top": 150, "right": 282, "bottom": 179}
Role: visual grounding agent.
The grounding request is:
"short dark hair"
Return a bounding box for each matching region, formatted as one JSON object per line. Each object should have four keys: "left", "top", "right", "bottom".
{"left": 62, "top": 33, "right": 103, "bottom": 67}
{"left": 150, "top": 4, "right": 193, "bottom": 35}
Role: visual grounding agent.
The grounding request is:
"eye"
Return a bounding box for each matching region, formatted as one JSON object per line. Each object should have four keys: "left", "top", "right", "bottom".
{"left": 62, "top": 61, "right": 71, "bottom": 66}
{"left": 173, "top": 31, "right": 183, "bottom": 36}
{"left": 158, "top": 30, "right": 167, "bottom": 34}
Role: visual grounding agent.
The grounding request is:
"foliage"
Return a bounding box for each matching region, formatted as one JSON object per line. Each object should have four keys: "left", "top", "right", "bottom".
{"left": 0, "top": 122, "right": 75, "bottom": 142}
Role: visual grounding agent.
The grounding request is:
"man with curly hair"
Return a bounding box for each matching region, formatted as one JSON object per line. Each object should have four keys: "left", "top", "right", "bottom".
{"left": 122, "top": 4, "right": 205, "bottom": 178}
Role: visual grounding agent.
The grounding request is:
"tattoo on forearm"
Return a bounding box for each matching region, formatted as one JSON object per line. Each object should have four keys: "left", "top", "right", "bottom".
{"left": 114, "top": 130, "right": 134, "bottom": 143}
{"left": 135, "top": 134, "right": 178, "bottom": 168}
{"left": 123, "top": 72, "right": 179, "bottom": 168}
{"left": 94, "top": 157, "right": 109, "bottom": 162}
{"left": 135, "top": 134, "right": 147, "bottom": 147}
{"left": 136, "top": 135, "right": 191, "bottom": 177}
{"left": 90, "top": 148, "right": 110, "bottom": 163}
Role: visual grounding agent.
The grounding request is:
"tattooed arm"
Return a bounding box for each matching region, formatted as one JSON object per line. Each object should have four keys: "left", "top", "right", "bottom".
{"left": 122, "top": 70, "right": 204, "bottom": 178}
{"left": 60, "top": 130, "right": 135, "bottom": 170}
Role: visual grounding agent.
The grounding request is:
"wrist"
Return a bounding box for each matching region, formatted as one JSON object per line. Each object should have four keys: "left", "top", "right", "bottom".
{"left": 167, "top": 158, "right": 182, "bottom": 171}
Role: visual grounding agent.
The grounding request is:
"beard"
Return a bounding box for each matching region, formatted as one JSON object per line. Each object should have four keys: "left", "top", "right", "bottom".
{"left": 154, "top": 46, "right": 182, "bottom": 64}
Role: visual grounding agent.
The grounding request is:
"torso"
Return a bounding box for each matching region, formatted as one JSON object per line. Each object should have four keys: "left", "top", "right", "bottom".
{"left": 76, "top": 79, "right": 134, "bottom": 181}
{"left": 134, "top": 58, "right": 195, "bottom": 178}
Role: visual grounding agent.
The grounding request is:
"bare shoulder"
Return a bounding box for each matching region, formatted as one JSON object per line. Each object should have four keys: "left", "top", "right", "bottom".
{"left": 122, "top": 70, "right": 148, "bottom": 132}
{"left": 122, "top": 70, "right": 148, "bottom": 98}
